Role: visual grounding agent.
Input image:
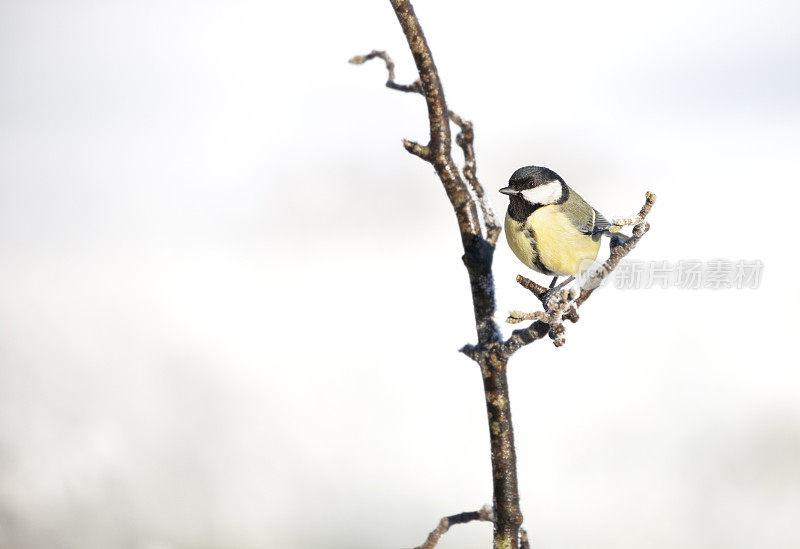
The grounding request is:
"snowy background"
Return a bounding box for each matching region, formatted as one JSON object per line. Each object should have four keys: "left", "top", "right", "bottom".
{"left": 1, "top": 1, "right": 799, "bottom": 548}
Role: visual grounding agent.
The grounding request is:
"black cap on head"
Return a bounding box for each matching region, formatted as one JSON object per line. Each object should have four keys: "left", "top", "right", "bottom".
{"left": 509, "top": 166, "right": 563, "bottom": 188}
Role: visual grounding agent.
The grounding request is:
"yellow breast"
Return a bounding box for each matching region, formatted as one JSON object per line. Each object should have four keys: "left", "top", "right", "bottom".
{"left": 505, "top": 205, "right": 601, "bottom": 276}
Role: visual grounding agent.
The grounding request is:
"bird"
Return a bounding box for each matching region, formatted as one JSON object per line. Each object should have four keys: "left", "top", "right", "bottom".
{"left": 499, "top": 165, "right": 623, "bottom": 296}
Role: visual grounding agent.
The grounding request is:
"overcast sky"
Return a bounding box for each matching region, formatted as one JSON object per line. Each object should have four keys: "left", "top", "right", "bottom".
{"left": 1, "top": 1, "right": 799, "bottom": 548}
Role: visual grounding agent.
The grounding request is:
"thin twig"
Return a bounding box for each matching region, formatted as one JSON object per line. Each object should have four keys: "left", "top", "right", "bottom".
{"left": 575, "top": 192, "right": 656, "bottom": 306}
{"left": 412, "top": 505, "right": 494, "bottom": 549}
{"left": 350, "top": 48, "right": 500, "bottom": 245}
{"left": 349, "top": 50, "right": 423, "bottom": 93}
{"left": 451, "top": 111, "right": 501, "bottom": 245}
{"left": 507, "top": 286, "right": 578, "bottom": 347}
{"left": 610, "top": 191, "right": 656, "bottom": 231}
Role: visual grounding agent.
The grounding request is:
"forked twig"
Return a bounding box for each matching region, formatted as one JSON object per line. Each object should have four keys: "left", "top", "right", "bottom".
{"left": 350, "top": 49, "right": 500, "bottom": 245}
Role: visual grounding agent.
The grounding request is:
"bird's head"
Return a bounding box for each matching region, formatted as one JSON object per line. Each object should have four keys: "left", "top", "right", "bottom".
{"left": 499, "top": 166, "right": 567, "bottom": 206}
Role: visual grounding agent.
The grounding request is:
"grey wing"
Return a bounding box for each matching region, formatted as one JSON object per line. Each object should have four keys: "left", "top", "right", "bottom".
{"left": 564, "top": 190, "right": 612, "bottom": 235}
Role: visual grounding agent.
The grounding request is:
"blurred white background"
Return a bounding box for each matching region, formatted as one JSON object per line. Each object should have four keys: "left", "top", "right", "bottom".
{"left": 1, "top": 1, "right": 799, "bottom": 548}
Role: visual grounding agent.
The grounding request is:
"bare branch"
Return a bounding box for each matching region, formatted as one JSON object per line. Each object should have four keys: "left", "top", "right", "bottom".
{"left": 402, "top": 138, "right": 431, "bottom": 161}
{"left": 575, "top": 192, "right": 656, "bottom": 306}
{"left": 610, "top": 191, "right": 657, "bottom": 231}
{"left": 352, "top": 5, "right": 520, "bottom": 545}
{"left": 351, "top": 4, "right": 656, "bottom": 548}
{"left": 349, "top": 49, "right": 500, "bottom": 246}
{"left": 412, "top": 505, "right": 494, "bottom": 549}
{"left": 501, "top": 320, "right": 550, "bottom": 357}
{"left": 514, "top": 275, "right": 548, "bottom": 300}
{"left": 504, "top": 286, "right": 578, "bottom": 350}
{"left": 349, "top": 50, "right": 423, "bottom": 93}
{"left": 450, "top": 112, "right": 502, "bottom": 246}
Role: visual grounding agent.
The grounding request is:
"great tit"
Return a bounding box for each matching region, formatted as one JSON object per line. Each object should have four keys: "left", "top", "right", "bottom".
{"left": 500, "top": 166, "right": 621, "bottom": 291}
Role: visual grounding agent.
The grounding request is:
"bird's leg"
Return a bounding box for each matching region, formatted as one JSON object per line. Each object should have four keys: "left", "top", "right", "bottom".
{"left": 553, "top": 276, "right": 575, "bottom": 293}
{"left": 543, "top": 276, "right": 575, "bottom": 304}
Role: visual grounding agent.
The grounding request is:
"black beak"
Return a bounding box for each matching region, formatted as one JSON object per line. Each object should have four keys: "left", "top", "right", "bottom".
{"left": 499, "top": 186, "right": 516, "bottom": 196}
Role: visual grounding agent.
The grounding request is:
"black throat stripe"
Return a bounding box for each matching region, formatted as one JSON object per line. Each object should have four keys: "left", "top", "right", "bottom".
{"left": 507, "top": 195, "right": 539, "bottom": 222}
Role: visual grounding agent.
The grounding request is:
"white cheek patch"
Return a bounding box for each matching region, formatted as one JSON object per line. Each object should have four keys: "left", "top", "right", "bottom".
{"left": 521, "top": 180, "right": 562, "bottom": 205}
